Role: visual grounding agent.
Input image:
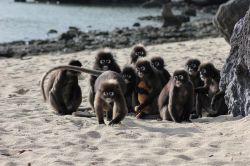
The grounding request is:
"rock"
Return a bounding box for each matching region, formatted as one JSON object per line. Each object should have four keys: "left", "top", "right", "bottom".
{"left": 182, "top": 7, "right": 197, "bottom": 16}
{"left": 184, "top": 0, "right": 229, "bottom": 6}
{"left": 14, "top": 0, "right": 26, "bottom": 2}
{"left": 133, "top": 22, "right": 141, "bottom": 27}
{"left": 142, "top": 0, "right": 165, "bottom": 8}
{"left": 47, "top": 29, "right": 58, "bottom": 34}
{"left": 214, "top": 0, "right": 250, "bottom": 42}
{"left": 220, "top": 7, "right": 250, "bottom": 117}
{"left": 162, "top": 3, "right": 181, "bottom": 27}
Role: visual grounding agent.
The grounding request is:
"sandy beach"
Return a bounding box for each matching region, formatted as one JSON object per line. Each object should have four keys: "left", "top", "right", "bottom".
{"left": 1, "top": 37, "right": 250, "bottom": 166}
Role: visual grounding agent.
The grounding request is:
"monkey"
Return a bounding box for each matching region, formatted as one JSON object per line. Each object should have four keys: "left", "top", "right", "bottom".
{"left": 151, "top": 56, "right": 171, "bottom": 86}
{"left": 185, "top": 59, "right": 204, "bottom": 116}
{"left": 41, "top": 66, "right": 127, "bottom": 125}
{"left": 195, "top": 63, "right": 228, "bottom": 118}
{"left": 121, "top": 65, "right": 139, "bottom": 113}
{"left": 134, "top": 58, "right": 163, "bottom": 118}
{"left": 89, "top": 49, "right": 121, "bottom": 114}
{"left": 130, "top": 44, "right": 147, "bottom": 65}
{"left": 185, "top": 59, "right": 204, "bottom": 88}
{"left": 158, "top": 70, "right": 194, "bottom": 122}
{"left": 41, "top": 60, "right": 83, "bottom": 115}
{"left": 94, "top": 71, "right": 127, "bottom": 125}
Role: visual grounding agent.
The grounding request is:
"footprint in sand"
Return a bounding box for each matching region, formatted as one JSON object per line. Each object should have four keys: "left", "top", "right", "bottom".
{"left": 14, "top": 88, "right": 29, "bottom": 95}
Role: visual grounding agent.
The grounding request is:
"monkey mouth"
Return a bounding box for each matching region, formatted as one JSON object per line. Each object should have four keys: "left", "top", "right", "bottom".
{"left": 105, "top": 98, "right": 113, "bottom": 104}
{"left": 103, "top": 66, "right": 109, "bottom": 71}
{"left": 124, "top": 79, "right": 129, "bottom": 84}
{"left": 138, "top": 72, "right": 144, "bottom": 78}
{"left": 176, "top": 81, "right": 182, "bottom": 87}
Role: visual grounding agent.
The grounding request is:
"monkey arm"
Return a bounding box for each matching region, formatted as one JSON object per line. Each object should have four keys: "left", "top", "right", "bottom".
{"left": 137, "top": 86, "right": 161, "bottom": 111}
{"left": 168, "top": 87, "right": 182, "bottom": 123}
{"left": 211, "top": 91, "right": 225, "bottom": 109}
{"left": 195, "top": 86, "right": 209, "bottom": 94}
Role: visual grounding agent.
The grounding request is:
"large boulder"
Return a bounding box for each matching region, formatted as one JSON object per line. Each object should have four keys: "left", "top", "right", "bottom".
{"left": 220, "top": 7, "right": 250, "bottom": 117}
{"left": 214, "top": 0, "right": 250, "bottom": 42}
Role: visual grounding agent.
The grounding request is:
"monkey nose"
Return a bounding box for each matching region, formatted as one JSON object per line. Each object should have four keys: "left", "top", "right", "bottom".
{"left": 105, "top": 98, "right": 113, "bottom": 104}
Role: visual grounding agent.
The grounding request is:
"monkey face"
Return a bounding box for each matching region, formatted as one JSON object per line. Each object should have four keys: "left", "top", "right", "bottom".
{"left": 136, "top": 60, "right": 152, "bottom": 78}
{"left": 173, "top": 70, "right": 189, "bottom": 87}
{"left": 96, "top": 52, "right": 114, "bottom": 71}
{"left": 131, "top": 46, "right": 146, "bottom": 63}
{"left": 186, "top": 59, "right": 200, "bottom": 76}
{"left": 199, "top": 63, "right": 216, "bottom": 81}
{"left": 102, "top": 91, "right": 115, "bottom": 103}
{"left": 200, "top": 68, "right": 208, "bottom": 81}
{"left": 122, "top": 66, "right": 137, "bottom": 84}
{"left": 151, "top": 57, "right": 164, "bottom": 70}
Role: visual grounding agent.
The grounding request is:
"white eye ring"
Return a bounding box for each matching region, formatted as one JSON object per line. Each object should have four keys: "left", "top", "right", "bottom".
{"left": 103, "top": 92, "right": 108, "bottom": 96}
{"left": 100, "top": 60, "right": 105, "bottom": 64}
{"left": 128, "top": 75, "right": 131, "bottom": 79}
{"left": 109, "top": 92, "right": 114, "bottom": 96}
{"left": 106, "top": 60, "right": 111, "bottom": 64}
{"left": 141, "top": 66, "right": 146, "bottom": 71}
{"left": 203, "top": 69, "right": 207, "bottom": 74}
{"left": 155, "top": 62, "right": 160, "bottom": 66}
{"left": 179, "top": 75, "right": 184, "bottom": 80}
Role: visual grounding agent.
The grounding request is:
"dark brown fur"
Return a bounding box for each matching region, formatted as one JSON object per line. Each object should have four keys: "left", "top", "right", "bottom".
{"left": 151, "top": 56, "right": 171, "bottom": 86}
{"left": 130, "top": 44, "right": 147, "bottom": 65}
{"left": 121, "top": 65, "right": 138, "bottom": 113}
{"left": 195, "top": 63, "right": 228, "bottom": 118}
{"left": 158, "top": 70, "right": 194, "bottom": 122}
{"left": 89, "top": 50, "right": 121, "bottom": 110}
{"left": 135, "top": 59, "right": 163, "bottom": 118}
{"left": 185, "top": 59, "right": 204, "bottom": 88}
{"left": 42, "top": 60, "right": 82, "bottom": 115}
{"left": 94, "top": 71, "right": 127, "bottom": 125}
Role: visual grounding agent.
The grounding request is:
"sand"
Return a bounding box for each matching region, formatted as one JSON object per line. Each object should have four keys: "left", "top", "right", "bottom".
{"left": 1, "top": 37, "right": 250, "bottom": 166}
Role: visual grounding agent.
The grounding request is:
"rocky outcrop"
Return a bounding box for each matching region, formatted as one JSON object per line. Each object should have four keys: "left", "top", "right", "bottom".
{"left": 33, "top": 0, "right": 148, "bottom": 4}
{"left": 0, "top": 18, "right": 218, "bottom": 58}
{"left": 184, "top": 0, "right": 228, "bottom": 6}
{"left": 220, "top": 7, "right": 250, "bottom": 117}
{"left": 214, "top": 0, "right": 250, "bottom": 42}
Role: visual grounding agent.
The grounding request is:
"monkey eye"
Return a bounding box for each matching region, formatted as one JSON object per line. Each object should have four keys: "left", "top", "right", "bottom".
{"left": 128, "top": 75, "right": 131, "bottom": 79}
{"left": 140, "top": 52, "right": 144, "bottom": 56}
{"left": 202, "top": 69, "right": 207, "bottom": 74}
{"left": 100, "top": 60, "right": 105, "bottom": 64}
{"left": 106, "top": 60, "right": 111, "bottom": 64}
{"left": 178, "top": 75, "right": 184, "bottom": 80}
{"left": 174, "top": 76, "right": 178, "bottom": 80}
{"left": 192, "top": 64, "right": 197, "bottom": 68}
{"left": 155, "top": 62, "right": 160, "bottom": 67}
{"left": 103, "top": 92, "right": 108, "bottom": 96}
{"left": 140, "top": 66, "right": 146, "bottom": 71}
{"left": 109, "top": 92, "right": 114, "bottom": 96}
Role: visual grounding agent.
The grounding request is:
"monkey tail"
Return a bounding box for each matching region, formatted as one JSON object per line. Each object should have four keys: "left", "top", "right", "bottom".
{"left": 40, "top": 65, "right": 103, "bottom": 102}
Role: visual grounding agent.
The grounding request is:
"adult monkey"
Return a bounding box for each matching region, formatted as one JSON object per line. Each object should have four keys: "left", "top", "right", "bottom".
{"left": 158, "top": 70, "right": 194, "bottom": 122}
{"left": 41, "top": 66, "right": 127, "bottom": 125}
{"left": 41, "top": 60, "right": 84, "bottom": 115}
{"left": 130, "top": 44, "right": 147, "bottom": 65}
{"left": 195, "top": 63, "right": 228, "bottom": 118}
{"left": 89, "top": 49, "right": 121, "bottom": 114}
{"left": 134, "top": 58, "right": 163, "bottom": 118}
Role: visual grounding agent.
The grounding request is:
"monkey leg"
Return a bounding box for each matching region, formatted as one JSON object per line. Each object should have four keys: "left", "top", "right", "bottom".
{"left": 208, "top": 96, "right": 228, "bottom": 117}
{"left": 49, "top": 92, "right": 68, "bottom": 115}
{"left": 160, "top": 106, "right": 172, "bottom": 121}
{"left": 94, "top": 95, "right": 105, "bottom": 124}
{"left": 196, "top": 93, "right": 211, "bottom": 118}
{"left": 88, "top": 89, "right": 95, "bottom": 111}
{"left": 106, "top": 103, "right": 113, "bottom": 121}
